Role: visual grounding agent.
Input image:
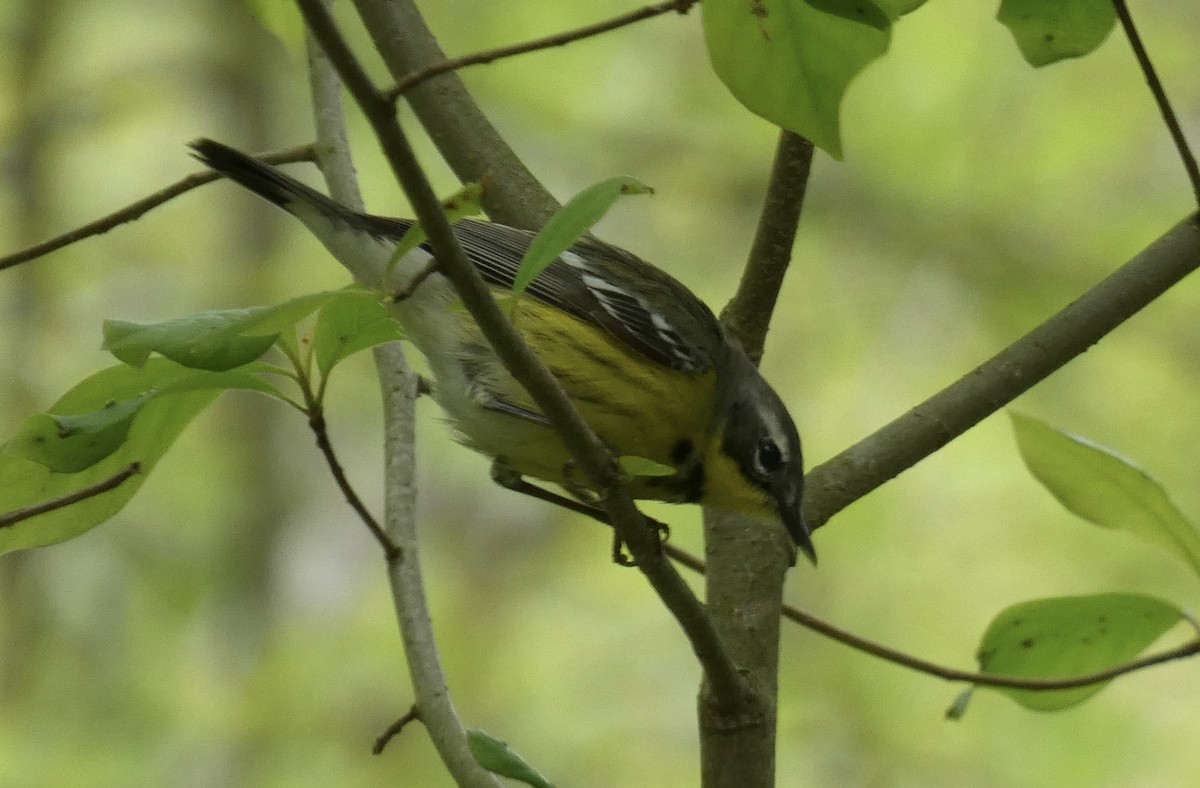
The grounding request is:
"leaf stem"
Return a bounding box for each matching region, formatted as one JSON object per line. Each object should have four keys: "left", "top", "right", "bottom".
{"left": 304, "top": 399, "right": 399, "bottom": 560}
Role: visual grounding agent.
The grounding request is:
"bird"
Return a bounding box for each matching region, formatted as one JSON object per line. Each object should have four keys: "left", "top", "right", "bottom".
{"left": 190, "top": 138, "right": 815, "bottom": 564}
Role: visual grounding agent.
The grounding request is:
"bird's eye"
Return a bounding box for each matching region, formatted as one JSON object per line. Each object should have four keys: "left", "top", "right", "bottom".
{"left": 755, "top": 438, "right": 783, "bottom": 473}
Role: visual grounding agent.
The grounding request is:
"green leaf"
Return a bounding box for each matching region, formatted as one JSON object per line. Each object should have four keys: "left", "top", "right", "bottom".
{"left": 467, "top": 729, "right": 555, "bottom": 788}
{"left": 804, "top": 0, "right": 889, "bottom": 30}
{"left": 6, "top": 362, "right": 284, "bottom": 476}
{"left": 875, "top": 0, "right": 926, "bottom": 18}
{"left": 386, "top": 182, "right": 485, "bottom": 281}
{"left": 157, "top": 365, "right": 288, "bottom": 400}
{"left": 105, "top": 314, "right": 276, "bottom": 370}
{"left": 442, "top": 181, "right": 486, "bottom": 218}
{"left": 702, "top": 0, "right": 891, "bottom": 159}
{"left": 0, "top": 359, "right": 230, "bottom": 554}
{"left": 974, "top": 593, "right": 1183, "bottom": 711}
{"left": 1011, "top": 412, "right": 1200, "bottom": 578}
{"left": 103, "top": 292, "right": 334, "bottom": 372}
{"left": 246, "top": 292, "right": 343, "bottom": 335}
{"left": 619, "top": 455, "right": 677, "bottom": 478}
{"left": 510, "top": 176, "right": 653, "bottom": 299}
{"left": 996, "top": 0, "right": 1116, "bottom": 67}
{"left": 313, "top": 290, "right": 404, "bottom": 376}
{"left": 8, "top": 393, "right": 154, "bottom": 473}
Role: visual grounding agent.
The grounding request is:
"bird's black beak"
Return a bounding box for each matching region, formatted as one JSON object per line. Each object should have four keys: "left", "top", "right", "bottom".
{"left": 782, "top": 502, "right": 817, "bottom": 567}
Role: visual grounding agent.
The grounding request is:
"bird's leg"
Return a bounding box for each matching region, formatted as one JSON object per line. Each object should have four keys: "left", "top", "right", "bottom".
{"left": 489, "top": 459, "right": 669, "bottom": 567}
{"left": 556, "top": 461, "right": 634, "bottom": 565}
{"left": 561, "top": 459, "right": 669, "bottom": 550}
{"left": 558, "top": 459, "right": 599, "bottom": 506}
{"left": 490, "top": 459, "right": 608, "bottom": 522}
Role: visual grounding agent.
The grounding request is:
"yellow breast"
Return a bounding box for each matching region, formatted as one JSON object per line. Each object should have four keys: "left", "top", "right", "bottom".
{"left": 450, "top": 297, "right": 718, "bottom": 499}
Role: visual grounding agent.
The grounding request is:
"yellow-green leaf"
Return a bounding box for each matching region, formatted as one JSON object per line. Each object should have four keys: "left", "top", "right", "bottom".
{"left": 511, "top": 176, "right": 653, "bottom": 299}
{"left": 997, "top": 0, "right": 1116, "bottom": 67}
{"left": 974, "top": 593, "right": 1182, "bottom": 712}
{"left": 386, "top": 182, "right": 484, "bottom": 280}
{"left": 703, "top": 0, "right": 891, "bottom": 159}
{"left": 0, "top": 360, "right": 229, "bottom": 553}
{"left": 313, "top": 290, "right": 403, "bottom": 377}
{"left": 1011, "top": 412, "right": 1200, "bottom": 578}
{"left": 467, "top": 728, "right": 555, "bottom": 788}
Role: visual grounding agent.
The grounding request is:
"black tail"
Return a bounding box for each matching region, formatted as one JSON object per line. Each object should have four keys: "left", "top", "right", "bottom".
{"left": 190, "top": 138, "right": 349, "bottom": 219}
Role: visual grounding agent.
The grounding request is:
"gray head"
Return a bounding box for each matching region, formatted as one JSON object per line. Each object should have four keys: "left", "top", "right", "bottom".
{"left": 707, "top": 369, "right": 815, "bottom": 565}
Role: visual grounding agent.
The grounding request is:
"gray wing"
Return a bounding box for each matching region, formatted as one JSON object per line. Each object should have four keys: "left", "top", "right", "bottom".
{"left": 361, "top": 216, "right": 723, "bottom": 373}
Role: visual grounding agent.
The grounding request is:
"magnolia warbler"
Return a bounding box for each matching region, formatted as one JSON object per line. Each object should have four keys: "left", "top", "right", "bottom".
{"left": 191, "top": 139, "right": 815, "bottom": 564}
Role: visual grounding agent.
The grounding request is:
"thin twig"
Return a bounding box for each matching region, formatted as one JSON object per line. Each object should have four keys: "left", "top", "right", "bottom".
{"left": 373, "top": 705, "right": 420, "bottom": 755}
{"left": 296, "top": 0, "right": 751, "bottom": 714}
{"left": 1112, "top": 0, "right": 1200, "bottom": 210}
{"left": 384, "top": 1, "right": 698, "bottom": 102}
{"left": 307, "top": 406, "right": 400, "bottom": 560}
{"left": 662, "top": 543, "right": 1200, "bottom": 691}
{"left": 0, "top": 145, "right": 316, "bottom": 271}
{"left": 0, "top": 462, "right": 141, "bottom": 530}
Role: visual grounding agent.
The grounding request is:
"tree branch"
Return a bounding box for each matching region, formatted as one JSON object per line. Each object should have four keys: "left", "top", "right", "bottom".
{"left": 305, "top": 21, "right": 500, "bottom": 786}
{"left": 297, "top": 0, "right": 750, "bottom": 713}
{"left": 806, "top": 213, "right": 1200, "bottom": 528}
{"left": 0, "top": 145, "right": 315, "bottom": 271}
{"left": 307, "top": 21, "right": 365, "bottom": 213}
{"left": 384, "top": 1, "right": 698, "bottom": 102}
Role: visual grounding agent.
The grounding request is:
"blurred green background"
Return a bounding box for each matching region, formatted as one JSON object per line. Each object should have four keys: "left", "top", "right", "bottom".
{"left": 3, "top": 1, "right": 1200, "bottom": 785}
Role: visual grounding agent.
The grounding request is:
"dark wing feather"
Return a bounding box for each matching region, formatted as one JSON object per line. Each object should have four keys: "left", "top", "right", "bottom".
{"left": 360, "top": 217, "right": 722, "bottom": 373}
